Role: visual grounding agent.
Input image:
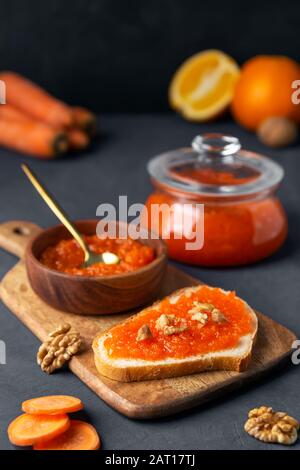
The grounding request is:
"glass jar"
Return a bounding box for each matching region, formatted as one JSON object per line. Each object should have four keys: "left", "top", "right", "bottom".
{"left": 144, "top": 134, "right": 287, "bottom": 267}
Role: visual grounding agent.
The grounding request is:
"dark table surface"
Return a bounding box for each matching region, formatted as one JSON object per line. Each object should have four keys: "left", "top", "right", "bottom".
{"left": 0, "top": 114, "right": 299, "bottom": 450}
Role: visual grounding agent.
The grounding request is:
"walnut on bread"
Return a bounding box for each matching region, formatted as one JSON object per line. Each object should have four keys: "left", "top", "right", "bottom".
{"left": 188, "top": 301, "right": 213, "bottom": 315}
{"left": 156, "top": 314, "right": 188, "bottom": 335}
{"left": 164, "top": 325, "right": 188, "bottom": 336}
{"left": 155, "top": 314, "right": 175, "bottom": 330}
{"left": 188, "top": 301, "right": 227, "bottom": 325}
{"left": 211, "top": 309, "right": 228, "bottom": 323}
{"left": 136, "top": 324, "right": 152, "bottom": 341}
{"left": 191, "top": 312, "right": 208, "bottom": 325}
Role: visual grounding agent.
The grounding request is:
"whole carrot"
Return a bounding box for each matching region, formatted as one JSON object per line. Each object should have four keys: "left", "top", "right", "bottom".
{"left": 0, "top": 103, "right": 28, "bottom": 121}
{"left": 72, "top": 107, "right": 97, "bottom": 135}
{"left": 0, "top": 112, "right": 68, "bottom": 158}
{"left": 0, "top": 72, "right": 73, "bottom": 128}
{"left": 0, "top": 105, "right": 90, "bottom": 151}
{"left": 67, "top": 128, "right": 90, "bottom": 150}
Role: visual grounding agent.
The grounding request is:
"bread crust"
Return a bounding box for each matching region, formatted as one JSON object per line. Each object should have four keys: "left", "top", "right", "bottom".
{"left": 92, "top": 286, "right": 258, "bottom": 382}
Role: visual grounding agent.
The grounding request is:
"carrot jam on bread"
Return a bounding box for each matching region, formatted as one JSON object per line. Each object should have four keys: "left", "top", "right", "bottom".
{"left": 103, "top": 287, "right": 254, "bottom": 361}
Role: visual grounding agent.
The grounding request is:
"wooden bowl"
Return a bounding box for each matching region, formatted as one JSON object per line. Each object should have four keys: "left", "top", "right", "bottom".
{"left": 25, "top": 220, "right": 167, "bottom": 315}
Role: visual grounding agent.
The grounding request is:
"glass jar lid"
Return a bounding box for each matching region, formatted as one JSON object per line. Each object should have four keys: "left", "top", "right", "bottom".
{"left": 147, "top": 134, "right": 284, "bottom": 198}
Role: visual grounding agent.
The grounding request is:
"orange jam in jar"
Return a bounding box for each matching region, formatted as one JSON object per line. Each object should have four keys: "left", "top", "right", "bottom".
{"left": 144, "top": 134, "right": 287, "bottom": 266}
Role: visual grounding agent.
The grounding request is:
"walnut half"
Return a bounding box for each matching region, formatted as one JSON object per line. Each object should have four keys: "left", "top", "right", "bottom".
{"left": 244, "top": 406, "right": 299, "bottom": 445}
{"left": 211, "top": 309, "right": 227, "bottom": 323}
{"left": 155, "top": 314, "right": 175, "bottom": 331}
{"left": 37, "top": 323, "right": 82, "bottom": 374}
{"left": 188, "top": 302, "right": 213, "bottom": 316}
{"left": 136, "top": 324, "right": 152, "bottom": 341}
{"left": 191, "top": 312, "right": 208, "bottom": 325}
{"left": 155, "top": 314, "right": 188, "bottom": 336}
{"left": 164, "top": 325, "right": 188, "bottom": 336}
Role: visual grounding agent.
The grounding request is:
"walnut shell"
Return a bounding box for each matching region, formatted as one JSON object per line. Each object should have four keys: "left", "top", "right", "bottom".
{"left": 257, "top": 117, "right": 298, "bottom": 148}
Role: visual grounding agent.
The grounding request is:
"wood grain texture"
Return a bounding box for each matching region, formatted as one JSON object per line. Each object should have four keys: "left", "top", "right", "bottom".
{"left": 0, "top": 220, "right": 41, "bottom": 258}
{"left": 0, "top": 259, "right": 296, "bottom": 419}
{"left": 0, "top": 220, "right": 167, "bottom": 315}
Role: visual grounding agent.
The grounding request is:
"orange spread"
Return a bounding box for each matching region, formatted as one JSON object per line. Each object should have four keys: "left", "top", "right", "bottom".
{"left": 104, "top": 287, "right": 254, "bottom": 361}
{"left": 144, "top": 191, "right": 287, "bottom": 266}
{"left": 40, "top": 235, "right": 155, "bottom": 276}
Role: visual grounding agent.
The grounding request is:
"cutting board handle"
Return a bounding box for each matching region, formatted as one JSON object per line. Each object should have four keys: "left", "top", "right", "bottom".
{"left": 0, "top": 220, "right": 41, "bottom": 258}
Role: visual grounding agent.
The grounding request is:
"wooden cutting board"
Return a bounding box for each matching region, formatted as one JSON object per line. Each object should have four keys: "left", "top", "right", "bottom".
{"left": 0, "top": 220, "right": 296, "bottom": 419}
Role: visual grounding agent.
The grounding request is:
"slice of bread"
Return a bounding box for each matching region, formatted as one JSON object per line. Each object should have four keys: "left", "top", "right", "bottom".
{"left": 93, "top": 286, "right": 258, "bottom": 382}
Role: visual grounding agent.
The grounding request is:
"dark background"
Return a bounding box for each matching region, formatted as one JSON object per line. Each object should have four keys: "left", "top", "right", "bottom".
{"left": 1, "top": 0, "right": 299, "bottom": 111}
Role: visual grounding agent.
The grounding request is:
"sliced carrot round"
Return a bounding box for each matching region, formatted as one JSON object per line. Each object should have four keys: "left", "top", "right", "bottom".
{"left": 34, "top": 420, "right": 101, "bottom": 451}
{"left": 22, "top": 395, "right": 83, "bottom": 415}
{"left": 8, "top": 413, "right": 70, "bottom": 447}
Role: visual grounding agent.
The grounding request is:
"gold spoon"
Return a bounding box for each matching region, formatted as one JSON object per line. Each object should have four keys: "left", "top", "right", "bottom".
{"left": 22, "top": 164, "right": 120, "bottom": 267}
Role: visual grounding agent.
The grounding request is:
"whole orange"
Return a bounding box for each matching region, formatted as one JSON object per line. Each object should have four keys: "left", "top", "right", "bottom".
{"left": 231, "top": 55, "right": 300, "bottom": 130}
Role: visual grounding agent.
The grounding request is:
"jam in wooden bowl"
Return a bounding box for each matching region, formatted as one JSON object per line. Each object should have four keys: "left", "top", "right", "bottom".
{"left": 39, "top": 235, "right": 156, "bottom": 277}
{"left": 25, "top": 220, "right": 167, "bottom": 315}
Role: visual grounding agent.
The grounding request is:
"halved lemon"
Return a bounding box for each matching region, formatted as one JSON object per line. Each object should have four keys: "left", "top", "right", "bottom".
{"left": 169, "top": 50, "right": 240, "bottom": 121}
